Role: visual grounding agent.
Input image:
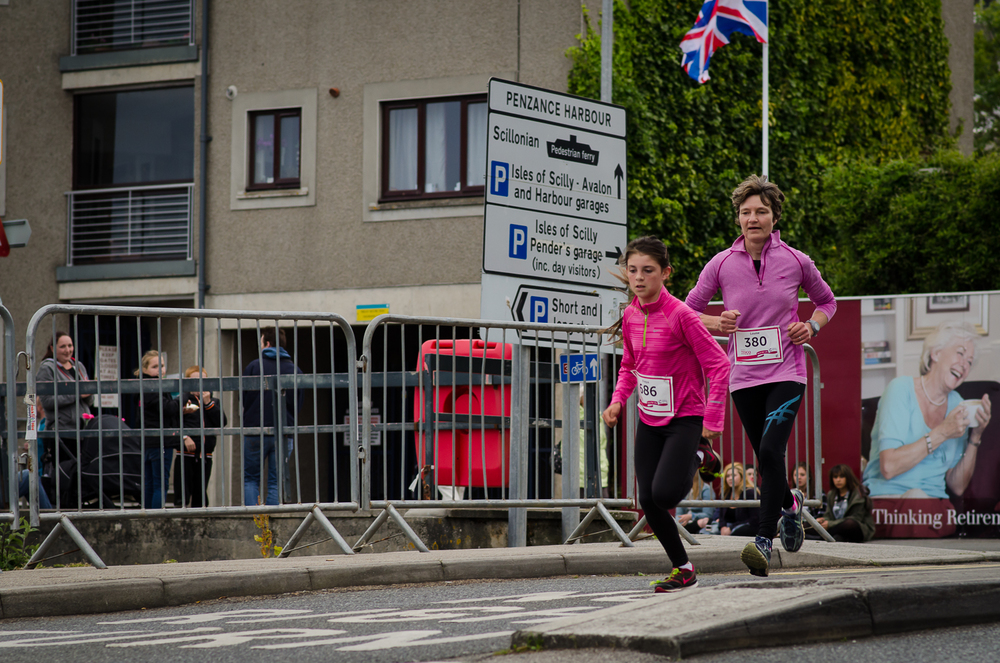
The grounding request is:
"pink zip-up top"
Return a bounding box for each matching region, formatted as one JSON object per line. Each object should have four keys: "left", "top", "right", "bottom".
{"left": 610, "top": 287, "right": 730, "bottom": 431}
{"left": 685, "top": 230, "right": 837, "bottom": 392}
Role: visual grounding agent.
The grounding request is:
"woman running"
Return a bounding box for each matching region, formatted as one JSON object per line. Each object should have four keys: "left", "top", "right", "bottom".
{"left": 686, "top": 175, "right": 837, "bottom": 576}
{"left": 603, "top": 236, "right": 730, "bottom": 592}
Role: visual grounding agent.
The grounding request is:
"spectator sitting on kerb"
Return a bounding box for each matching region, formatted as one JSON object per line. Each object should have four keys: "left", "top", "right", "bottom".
{"left": 676, "top": 473, "right": 716, "bottom": 534}
{"left": 863, "top": 321, "right": 992, "bottom": 500}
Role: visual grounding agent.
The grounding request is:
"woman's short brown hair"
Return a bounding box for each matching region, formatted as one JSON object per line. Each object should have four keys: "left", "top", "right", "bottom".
{"left": 731, "top": 174, "right": 785, "bottom": 225}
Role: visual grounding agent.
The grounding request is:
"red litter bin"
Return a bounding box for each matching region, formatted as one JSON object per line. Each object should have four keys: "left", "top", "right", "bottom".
{"left": 414, "top": 339, "right": 513, "bottom": 488}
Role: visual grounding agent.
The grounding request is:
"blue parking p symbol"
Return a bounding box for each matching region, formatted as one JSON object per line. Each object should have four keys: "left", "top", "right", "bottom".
{"left": 509, "top": 224, "right": 527, "bottom": 260}
{"left": 491, "top": 161, "right": 509, "bottom": 197}
{"left": 529, "top": 296, "right": 548, "bottom": 323}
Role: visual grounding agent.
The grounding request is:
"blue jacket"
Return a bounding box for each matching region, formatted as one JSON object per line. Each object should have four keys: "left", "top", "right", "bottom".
{"left": 241, "top": 347, "right": 304, "bottom": 431}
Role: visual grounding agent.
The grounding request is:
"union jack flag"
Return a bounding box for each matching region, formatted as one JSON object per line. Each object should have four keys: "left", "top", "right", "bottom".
{"left": 680, "top": 0, "right": 768, "bottom": 84}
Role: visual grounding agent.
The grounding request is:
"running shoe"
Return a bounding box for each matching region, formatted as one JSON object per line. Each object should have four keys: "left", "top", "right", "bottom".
{"left": 741, "top": 536, "right": 772, "bottom": 577}
{"left": 779, "top": 488, "right": 805, "bottom": 553}
{"left": 697, "top": 438, "right": 722, "bottom": 482}
{"left": 650, "top": 566, "right": 698, "bottom": 593}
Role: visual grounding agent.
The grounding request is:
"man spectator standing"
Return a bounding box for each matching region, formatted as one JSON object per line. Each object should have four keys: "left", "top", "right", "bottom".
{"left": 242, "top": 327, "right": 303, "bottom": 506}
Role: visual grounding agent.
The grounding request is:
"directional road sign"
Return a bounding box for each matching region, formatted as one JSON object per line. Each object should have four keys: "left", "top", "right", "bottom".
{"left": 481, "top": 79, "right": 628, "bottom": 347}
{"left": 559, "top": 353, "right": 601, "bottom": 383}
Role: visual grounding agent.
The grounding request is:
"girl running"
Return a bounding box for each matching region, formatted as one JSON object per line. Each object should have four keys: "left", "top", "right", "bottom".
{"left": 603, "top": 236, "right": 730, "bottom": 592}
{"left": 686, "top": 175, "right": 837, "bottom": 576}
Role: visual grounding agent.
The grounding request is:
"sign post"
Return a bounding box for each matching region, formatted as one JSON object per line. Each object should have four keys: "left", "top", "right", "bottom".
{"left": 479, "top": 80, "right": 627, "bottom": 545}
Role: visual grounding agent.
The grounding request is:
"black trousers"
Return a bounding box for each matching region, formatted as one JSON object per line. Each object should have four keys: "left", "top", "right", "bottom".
{"left": 173, "top": 454, "right": 213, "bottom": 508}
{"left": 731, "top": 381, "right": 805, "bottom": 539}
{"left": 634, "top": 416, "right": 702, "bottom": 568}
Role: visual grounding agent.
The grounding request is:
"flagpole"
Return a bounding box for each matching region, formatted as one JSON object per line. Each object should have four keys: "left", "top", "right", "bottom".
{"left": 762, "top": 41, "right": 769, "bottom": 177}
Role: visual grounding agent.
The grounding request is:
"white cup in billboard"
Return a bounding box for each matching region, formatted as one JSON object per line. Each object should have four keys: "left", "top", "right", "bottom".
{"left": 961, "top": 399, "right": 983, "bottom": 428}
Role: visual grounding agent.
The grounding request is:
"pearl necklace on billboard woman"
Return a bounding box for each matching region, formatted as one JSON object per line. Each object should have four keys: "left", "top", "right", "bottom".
{"left": 685, "top": 175, "right": 837, "bottom": 577}
{"left": 602, "top": 236, "right": 730, "bottom": 593}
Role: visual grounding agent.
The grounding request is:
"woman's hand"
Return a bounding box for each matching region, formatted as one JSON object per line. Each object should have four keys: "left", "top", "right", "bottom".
{"left": 183, "top": 436, "right": 196, "bottom": 452}
{"left": 702, "top": 427, "right": 721, "bottom": 440}
{"left": 817, "top": 517, "right": 828, "bottom": 529}
{"left": 934, "top": 404, "right": 971, "bottom": 443}
{"left": 696, "top": 517, "right": 709, "bottom": 529}
{"left": 787, "top": 321, "right": 813, "bottom": 346}
{"left": 718, "top": 310, "right": 741, "bottom": 334}
{"left": 201, "top": 391, "right": 212, "bottom": 404}
{"left": 720, "top": 526, "right": 732, "bottom": 536}
{"left": 970, "top": 394, "right": 992, "bottom": 445}
{"left": 602, "top": 402, "right": 621, "bottom": 427}
{"left": 678, "top": 513, "right": 692, "bottom": 525}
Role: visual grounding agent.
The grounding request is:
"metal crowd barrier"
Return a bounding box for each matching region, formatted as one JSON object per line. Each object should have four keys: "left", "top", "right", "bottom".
{"left": 0, "top": 299, "right": 20, "bottom": 528}
{"left": 20, "top": 304, "right": 361, "bottom": 567}
{"left": 4, "top": 305, "right": 835, "bottom": 569}
{"left": 357, "top": 314, "right": 635, "bottom": 552}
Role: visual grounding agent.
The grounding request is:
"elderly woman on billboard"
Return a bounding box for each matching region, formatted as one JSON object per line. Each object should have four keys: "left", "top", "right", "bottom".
{"left": 863, "top": 321, "right": 992, "bottom": 499}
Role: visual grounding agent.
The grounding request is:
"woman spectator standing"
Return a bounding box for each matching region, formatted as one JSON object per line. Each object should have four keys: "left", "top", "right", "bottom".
{"left": 686, "top": 175, "right": 837, "bottom": 576}
{"left": 173, "top": 366, "right": 225, "bottom": 508}
{"left": 719, "top": 462, "right": 759, "bottom": 537}
{"left": 36, "top": 331, "right": 93, "bottom": 448}
{"left": 817, "top": 465, "right": 875, "bottom": 543}
{"left": 135, "top": 350, "right": 195, "bottom": 509}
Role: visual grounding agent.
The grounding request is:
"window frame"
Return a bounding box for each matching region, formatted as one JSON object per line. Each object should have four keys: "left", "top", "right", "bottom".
{"left": 246, "top": 107, "right": 303, "bottom": 191}
{"left": 72, "top": 84, "right": 195, "bottom": 191}
{"left": 379, "top": 94, "right": 486, "bottom": 203}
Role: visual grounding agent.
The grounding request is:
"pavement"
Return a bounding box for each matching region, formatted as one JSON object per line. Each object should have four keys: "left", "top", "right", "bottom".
{"left": 4, "top": 534, "right": 1000, "bottom": 657}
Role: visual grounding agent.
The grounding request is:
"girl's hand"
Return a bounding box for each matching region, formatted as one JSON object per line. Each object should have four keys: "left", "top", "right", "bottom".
{"left": 817, "top": 517, "right": 828, "bottom": 528}
{"left": 678, "top": 513, "right": 692, "bottom": 525}
{"left": 602, "top": 402, "right": 622, "bottom": 427}
{"left": 201, "top": 391, "right": 212, "bottom": 404}
{"left": 183, "top": 436, "right": 196, "bottom": 452}
{"left": 720, "top": 526, "right": 732, "bottom": 536}
{"left": 702, "top": 427, "right": 721, "bottom": 440}
{"left": 971, "top": 394, "right": 992, "bottom": 445}
{"left": 696, "top": 517, "right": 709, "bottom": 529}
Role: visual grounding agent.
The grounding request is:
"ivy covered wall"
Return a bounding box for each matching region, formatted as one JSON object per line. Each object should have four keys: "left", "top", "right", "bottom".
{"left": 567, "top": 0, "right": 954, "bottom": 296}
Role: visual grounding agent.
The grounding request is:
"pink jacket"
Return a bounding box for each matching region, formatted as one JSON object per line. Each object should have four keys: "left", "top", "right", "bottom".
{"left": 685, "top": 230, "right": 837, "bottom": 391}
{"left": 610, "top": 288, "right": 730, "bottom": 431}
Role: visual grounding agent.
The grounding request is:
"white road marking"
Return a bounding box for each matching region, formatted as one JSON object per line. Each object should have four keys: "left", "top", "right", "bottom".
{"left": 0, "top": 628, "right": 222, "bottom": 647}
{"left": 107, "top": 628, "right": 348, "bottom": 649}
{"left": 100, "top": 609, "right": 313, "bottom": 625}
{"left": 254, "top": 629, "right": 516, "bottom": 651}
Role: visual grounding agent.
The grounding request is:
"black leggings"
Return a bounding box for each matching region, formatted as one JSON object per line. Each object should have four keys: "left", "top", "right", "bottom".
{"left": 731, "top": 381, "right": 805, "bottom": 539}
{"left": 634, "top": 416, "right": 702, "bottom": 568}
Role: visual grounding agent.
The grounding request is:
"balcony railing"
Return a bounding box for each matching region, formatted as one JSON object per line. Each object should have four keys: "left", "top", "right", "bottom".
{"left": 66, "top": 183, "right": 194, "bottom": 267}
{"left": 71, "top": 0, "right": 195, "bottom": 56}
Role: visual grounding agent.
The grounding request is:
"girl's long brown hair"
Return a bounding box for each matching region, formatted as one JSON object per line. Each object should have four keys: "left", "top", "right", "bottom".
{"left": 603, "top": 236, "right": 672, "bottom": 342}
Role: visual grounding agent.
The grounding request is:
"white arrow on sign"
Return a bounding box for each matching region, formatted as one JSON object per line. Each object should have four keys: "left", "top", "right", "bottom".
{"left": 2, "top": 219, "right": 31, "bottom": 248}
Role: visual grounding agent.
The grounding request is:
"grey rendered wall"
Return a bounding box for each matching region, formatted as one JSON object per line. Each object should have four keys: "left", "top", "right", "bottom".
{"left": 0, "top": 1, "right": 72, "bottom": 353}
{"left": 205, "top": 0, "right": 584, "bottom": 299}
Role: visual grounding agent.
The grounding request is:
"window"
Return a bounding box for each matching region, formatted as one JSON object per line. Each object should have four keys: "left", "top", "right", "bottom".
{"left": 75, "top": 86, "right": 194, "bottom": 188}
{"left": 380, "top": 95, "right": 486, "bottom": 201}
{"left": 247, "top": 108, "right": 301, "bottom": 190}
